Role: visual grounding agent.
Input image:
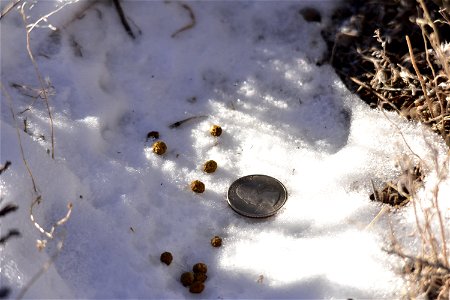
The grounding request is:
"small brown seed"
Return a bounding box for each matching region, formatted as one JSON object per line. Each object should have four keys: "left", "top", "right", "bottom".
{"left": 180, "top": 272, "right": 194, "bottom": 287}
{"left": 209, "top": 125, "right": 222, "bottom": 137}
{"left": 203, "top": 160, "right": 217, "bottom": 173}
{"left": 193, "top": 262, "right": 207, "bottom": 274}
{"left": 210, "top": 236, "right": 222, "bottom": 247}
{"left": 193, "top": 272, "right": 208, "bottom": 283}
{"left": 152, "top": 141, "right": 167, "bottom": 155}
{"left": 190, "top": 180, "right": 205, "bottom": 193}
{"left": 160, "top": 252, "right": 173, "bottom": 265}
{"left": 189, "top": 281, "right": 205, "bottom": 294}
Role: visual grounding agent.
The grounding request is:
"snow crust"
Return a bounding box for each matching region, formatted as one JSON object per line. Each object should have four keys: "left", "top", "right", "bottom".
{"left": 1, "top": 1, "right": 448, "bottom": 298}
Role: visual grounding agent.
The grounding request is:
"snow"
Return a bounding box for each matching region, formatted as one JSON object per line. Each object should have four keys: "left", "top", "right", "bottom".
{"left": 1, "top": 1, "right": 449, "bottom": 299}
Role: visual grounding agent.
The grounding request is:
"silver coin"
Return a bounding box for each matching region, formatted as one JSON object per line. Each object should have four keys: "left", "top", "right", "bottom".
{"left": 227, "top": 175, "right": 288, "bottom": 218}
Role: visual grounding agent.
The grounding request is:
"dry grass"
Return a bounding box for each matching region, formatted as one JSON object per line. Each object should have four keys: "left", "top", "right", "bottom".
{"left": 328, "top": 0, "right": 450, "bottom": 147}
{"left": 325, "top": 0, "right": 450, "bottom": 298}
{"left": 386, "top": 150, "right": 449, "bottom": 299}
{"left": 1, "top": 2, "right": 75, "bottom": 298}
{"left": 352, "top": 1, "right": 450, "bottom": 298}
{"left": 1, "top": 0, "right": 449, "bottom": 298}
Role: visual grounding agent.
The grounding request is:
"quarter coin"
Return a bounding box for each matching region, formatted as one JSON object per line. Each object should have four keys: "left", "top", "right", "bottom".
{"left": 227, "top": 175, "right": 288, "bottom": 218}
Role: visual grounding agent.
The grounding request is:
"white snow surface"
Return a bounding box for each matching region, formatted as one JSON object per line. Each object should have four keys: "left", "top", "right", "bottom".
{"left": 1, "top": 1, "right": 449, "bottom": 299}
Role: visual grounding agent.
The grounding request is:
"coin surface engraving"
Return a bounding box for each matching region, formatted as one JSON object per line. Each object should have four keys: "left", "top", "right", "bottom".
{"left": 227, "top": 175, "right": 287, "bottom": 218}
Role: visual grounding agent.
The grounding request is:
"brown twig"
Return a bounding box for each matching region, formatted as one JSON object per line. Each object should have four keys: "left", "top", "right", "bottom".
{"left": 1, "top": 82, "right": 38, "bottom": 193}
{"left": 112, "top": 0, "right": 136, "bottom": 39}
{"left": 384, "top": 247, "right": 450, "bottom": 273}
{"left": 379, "top": 106, "right": 424, "bottom": 163}
{"left": 365, "top": 205, "right": 390, "bottom": 230}
{"left": 0, "top": 0, "right": 22, "bottom": 20}
{"left": 30, "top": 198, "right": 73, "bottom": 240}
{"left": 411, "top": 186, "right": 428, "bottom": 255}
{"left": 349, "top": 76, "right": 401, "bottom": 113}
{"left": 0, "top": 203, "right": 18, "bottom": 217}
{"left": 418, "top": 0, "right": 449, "bottom": 76}
{"left": 0, "top": 161, "right": 11, "bottom": 175}
{"left": 406, "top": 35, "right": 436, "bottom": 120}
{"left": 427, "top": 140, "right": 450, "bottom": 267}
{"left": 169, "top": 115, "right": 207, "bottom": 128}
{"left": 0, "top": 229, "right": 20, "bottom": 245}
{"left": 171, "top": 2, "right": 196, "bottom": 38}
{"left": 20, "top": 3, "right": 57, "bottom": 159}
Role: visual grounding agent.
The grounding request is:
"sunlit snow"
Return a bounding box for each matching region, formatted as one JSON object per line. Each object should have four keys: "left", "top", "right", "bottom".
{"left": 1, "top": 1, "right": 448, "bottom": 299}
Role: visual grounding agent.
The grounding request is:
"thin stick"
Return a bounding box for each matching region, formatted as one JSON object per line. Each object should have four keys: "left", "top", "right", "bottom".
{"left": 0, "top": 203, "right": 18, "bottom": 217}
{"left": 411, "top": 190, "right": 427, "bottom": 254}
{"left": 365, "top": 205, "right": 390, "bottom": 230}
{"left": 112, "top": 0, "right": 136, "bottom": 39}
{"left": 0, "top": 0, "right": 22, "bottom": 20}
{"left": 0, "top": 161, "right": 12, "bottom": 175}
{"left": 30, "top": 197, "right": 73, "bottom": 239}
{"left": 384, "top": 247, "right": 450, "bottom": 273}
{"left": 420, "top": 26, "right": 436, "bottom": 81}
{"left": 171, "top": 2, "right": 196, "bottom": 38}
{"left": 168, "top": 115, "right": 207, "bottom": 128}
{"left": 418, "top": 0, "right": 449, "bottom": 76}
{"left": 406, "top": 35, "right": 436, "bottom": 120}
{"left": 24, "top": 2, "right": 69, "bottom": 32}
{"left": 0, "top": 229, "right": 20, "bottom": 245}
{"left": 379, "top": 108, "right": 423, "bottom": 162}
{"left": 423, "top": 208, "right": 440, "bottom": 263}
{"left": 349, "top": 76, "right": 400, "bottom": 113}
{"left": 2, "top": 82, "right": 73, "bottom": 244}
{"left": 431, "top": 164, "right": 449, "bottom": 267}
{"left": 1, "top": 82, "right": 38, "bottom": 193}
{"left": 423, "top": 136, "right": 449, "bottom": 267}
{"left": 20, "top": 3, "right": 56, "bottom": 159}
{"left": 370, "top": 179, "right": 379, "bottom": 202}
{"left": 16, "top": 239, "right": 65, "bottom": 300}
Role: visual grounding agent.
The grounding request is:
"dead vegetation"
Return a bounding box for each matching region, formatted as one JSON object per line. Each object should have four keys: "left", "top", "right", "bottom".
{"left": 370, "top": 163, "right": 424, "bottom": 207}
{"left": 1, "top": 1, "right": 75, "bottom": 298}
{"left": 324, "top": 0, "right": 450, "bottom": 298}
{"left": 1, "top": 0, "right": 448, "bottom": 298}
{"left": 386, "top": 150, "right": 449, "bottom": 299}
{"left": 170, "top": 2, "right": 196, "bottom": 38}
{"left": 324, "top": 0, "right": 450, "bottom": 147}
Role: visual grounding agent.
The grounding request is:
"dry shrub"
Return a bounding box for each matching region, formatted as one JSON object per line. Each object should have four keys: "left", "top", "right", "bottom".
{"left": 384, "top": 146, "right": 449, "bottom": 299}
{"left": 362, "top": 1, "right": 449, "bottom": 146}
{"left": 375, "top": 2, "right": 450, "bottom": 298}
{"left": 325, "top": 1, "right": 450, "bottom": 298}
{"left": 325, "top": 0, "right": 450, "bottom": 146}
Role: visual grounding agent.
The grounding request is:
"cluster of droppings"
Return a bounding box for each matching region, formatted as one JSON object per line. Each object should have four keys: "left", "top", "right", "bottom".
{"left": 180, "top": 272, "right": 195, "bottom": 287}
{"left": 190, "top": 125, "right": 223, "bottom": 192}
{"left": 150, "top": 125, "right": 223, "bottom": 194}
{"left": 181, "top": 262, "right": 208, "bottom": 293}
{"left": 159, "top": 235, "right": 223, "bottom": 294}
{"left": 156, "top": 125, "right": 225, "bottom": 293}
{"left": 178, "top": 263, "right": 208, "bottom": 293}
